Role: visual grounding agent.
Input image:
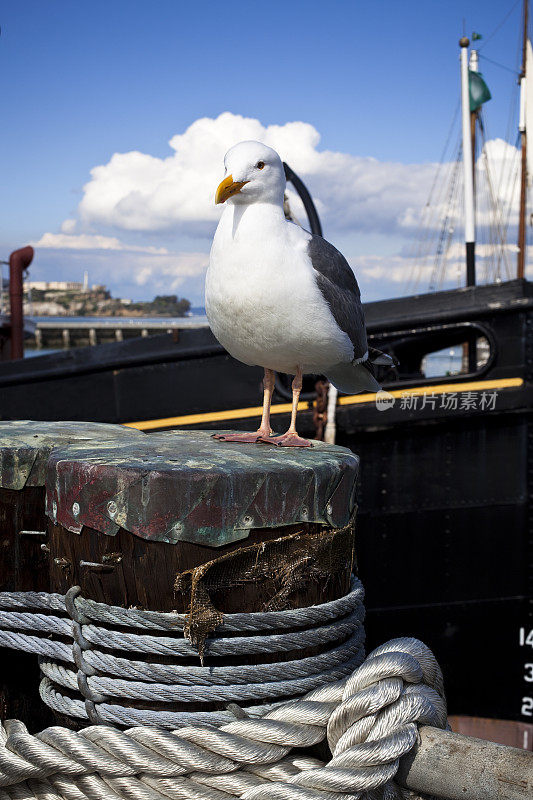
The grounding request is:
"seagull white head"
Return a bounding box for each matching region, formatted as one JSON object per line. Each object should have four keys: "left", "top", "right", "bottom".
{"left": 215, "top": 141, "right": 285, "bottom": 207}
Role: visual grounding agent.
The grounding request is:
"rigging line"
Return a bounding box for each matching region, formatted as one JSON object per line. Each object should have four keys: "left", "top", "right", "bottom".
{"left": 496, "top": 79, "right": 520, "bottom": 197}
{"left": 498, "top": 139, "right": 521, "bottom": 280}
{"left": 433, "top": 147, "right": 463, "bottom": 290}
{"left": 489, "top": 160, "right": 512, "bottom": 280}
{"left": 488, "top": 94, "right": 521, "bottom": 247}
{"left": 405, "top": 100, "right": 460, "bottom": 294}
{"left": 479, "top": 54, "right": 520, "bottom": 75}
{"left": 486, "top": 175, "right": 502, "bottom": 282}
{"left": 515, "top": 6, "right": 524, "bottom": 74}
{"left": 407, "top": 141, "right": 457, "bottom": 293}
{"left": 506, "top": 79, "right": 520, "bottom": 146}
{"left": 430, "top": 147, "right": 462, "bottom": 290}
{"left": 474, "top": 137, "right": 490, "bottom": 282}
{"left": 502, "top": 163, "right": 521, "bottom": 253}
{"left": 423, "top": 177, "right": 451, "bottom": 289}
{"left": 438, "top": 170, "right": 461, "bottom": 290}
{"left": 500, "top": 133, "right": 521, "bottom": 227}
{"left": 417, "top": 134, "right": 463, "bottom": 294}
{"left": 483, "top": 174, "right": 499, "bottom": 283}
{"left": 479, "top": 0, "right": 521, "bottom": 51}
{"left": 479, "top": 112, "right": 513, "bottom": 280}
{"left": 421, "top": 114, "right": 462, "bottom": 233}
{"left": 439, "top": 174, "right": 462, "bottom": 291}
{"left": 499, "top": 130, "right": 522, "bottom": 226}
{"left": 454, "top": 189, "right": 465, "bottom": 288}
{"left": 484, "top": 212, "right": 495, "bottom": 283}
{"left": 411, "top": 179, "right": 449, "bottom": 293}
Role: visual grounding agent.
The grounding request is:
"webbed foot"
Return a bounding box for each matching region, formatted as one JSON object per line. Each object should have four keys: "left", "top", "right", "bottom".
{"left": 259, "top": 432, "right": 313, "bottom": 447}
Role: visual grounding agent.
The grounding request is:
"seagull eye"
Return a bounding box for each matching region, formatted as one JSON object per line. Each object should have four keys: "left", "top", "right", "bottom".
{"left": 256, "top": 161, "right": 265, "bottom": 170}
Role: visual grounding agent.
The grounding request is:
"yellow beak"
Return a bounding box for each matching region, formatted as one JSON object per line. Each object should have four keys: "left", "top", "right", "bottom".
{"left": 215, "top": 174, "right": 248, "bottom": 204}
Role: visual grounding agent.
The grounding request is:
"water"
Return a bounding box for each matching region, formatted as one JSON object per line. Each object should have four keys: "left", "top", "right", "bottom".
{"left": 423, "top": 348, "right": 463, "bottom": 378}
{"left": 30, "top": 314, "right": 209, "bottom": 328}
{"left": 25, "top": 348, "right": 61, "bottom": 358}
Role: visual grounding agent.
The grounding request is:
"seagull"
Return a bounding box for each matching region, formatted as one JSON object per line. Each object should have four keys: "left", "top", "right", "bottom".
{"left": 205, "top": 141, "right": 391, "bottom": 447}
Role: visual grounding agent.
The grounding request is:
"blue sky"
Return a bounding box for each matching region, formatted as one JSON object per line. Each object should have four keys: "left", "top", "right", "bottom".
{"left": 1, "top": 1, "right": 527, "bottom": 304}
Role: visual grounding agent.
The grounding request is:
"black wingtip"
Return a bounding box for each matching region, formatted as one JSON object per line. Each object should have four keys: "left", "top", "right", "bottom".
{"left": 368, "top": 346, "right": 396, "bottom": 366}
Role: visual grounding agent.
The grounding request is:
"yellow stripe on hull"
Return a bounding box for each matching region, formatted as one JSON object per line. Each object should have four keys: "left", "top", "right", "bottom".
{"left": 123, "top": 377, "right": 524, "bottom": 432}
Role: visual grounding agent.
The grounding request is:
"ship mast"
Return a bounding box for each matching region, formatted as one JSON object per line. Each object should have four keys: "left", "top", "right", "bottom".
{"left": 460, "top": 36, "right": 476, "bottom": 286}
{"left": 469, "top": 48, "right": 479, "bottom": 192}
{"left": 518, "top": 0, "right": 529, "bottom": 279}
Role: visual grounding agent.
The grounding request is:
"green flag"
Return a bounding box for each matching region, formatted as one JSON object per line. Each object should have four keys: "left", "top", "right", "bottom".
{"left": 472, "top": 31, "right": 483, "bottom": 41}
{"left": 469, "top": 70, "right": 491, "bottom": 112}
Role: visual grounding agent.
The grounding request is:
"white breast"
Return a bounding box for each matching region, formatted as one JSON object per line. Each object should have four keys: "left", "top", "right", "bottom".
{"left": 205, "top": 205, "right": 353, "bottom": 375}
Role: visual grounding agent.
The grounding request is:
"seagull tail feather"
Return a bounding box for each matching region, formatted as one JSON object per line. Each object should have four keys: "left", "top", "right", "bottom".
{"left": 325, "top": 360, "right": 381, "bottom": 394}
{"left": 368, "top": 346, "right": 394, "bottom": 367}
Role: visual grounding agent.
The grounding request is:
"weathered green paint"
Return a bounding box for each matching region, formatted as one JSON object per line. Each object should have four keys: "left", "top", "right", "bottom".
{"left": 0, "top": 421, "right": 146, "bottom": 490}
{"left": 46, "top": 430, "right": 360, "bottom": 546}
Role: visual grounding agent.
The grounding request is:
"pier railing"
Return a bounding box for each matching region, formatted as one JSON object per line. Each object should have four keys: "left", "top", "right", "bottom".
{"left": 30, "top": 315, "right": 209, "bottom": 349}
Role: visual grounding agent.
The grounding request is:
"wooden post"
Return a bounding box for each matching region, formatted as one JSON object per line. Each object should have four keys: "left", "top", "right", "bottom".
{"left": 47, "top": 429, "right": 357, "bottom": 608}
{"left": 398, "top": 725, "right": 533, "bottom": 800}
{"left": 45, "top": 428, "right": 358, "bottom": 724}
{"left": 0, "top": 421, "right": 146, "bottom": 730}
{"left": 0, "top": 481, "right": 50, "bottom": 731}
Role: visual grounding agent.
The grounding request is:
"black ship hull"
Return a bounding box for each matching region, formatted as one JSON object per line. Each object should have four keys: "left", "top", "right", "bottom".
{"left": 0, "top": 278, "right": 532, "bottom": 727}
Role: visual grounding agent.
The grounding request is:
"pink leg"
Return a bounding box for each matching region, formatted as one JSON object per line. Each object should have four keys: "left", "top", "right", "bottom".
{"left": 259, "top": 367, "right": 313, "bottom": 447}
{"left": 213, "top": 368, "right": 275, "bottom": 443}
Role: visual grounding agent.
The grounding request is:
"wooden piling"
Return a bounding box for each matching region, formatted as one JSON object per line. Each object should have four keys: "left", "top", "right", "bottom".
{"left": 1, "top": 423, "right": 358, "bottom": 729}
{"left": 0, "top": 421, "right": 146, "bottom": 729}
{"left": 398, "top": 725, "right": 533, "bottom": 800}
{"left": 46, "top": 430, "right": 358, "bottom": 612}
{"left": 41, "top": 428, "right": 359, "bottom": 724}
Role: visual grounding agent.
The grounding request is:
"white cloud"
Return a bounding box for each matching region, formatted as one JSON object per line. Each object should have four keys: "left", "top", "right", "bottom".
{"left": 33, "top": 114, "right": 524, "bottom": 303}
{"left": 32, "top": 232, "right": 169, "bottom": 253}
{"left": 354, "top": 239, "right": 521, "bottom": 300}
{"left": 30, "top": 245, "right": 209, "bottom": 302}
{"left": 74, "top": 112, "right": 440, "bottom": 237}
{"left": 133, "top": 252, "right": 208, "bottom": 289}
{"left": 60, "top": 219, "right": 77, "bottom": 234}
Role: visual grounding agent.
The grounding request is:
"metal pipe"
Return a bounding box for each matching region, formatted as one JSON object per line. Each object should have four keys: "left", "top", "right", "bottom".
{"left": 460, "top": 37, "right": 476, "bottom": 286}
{"left": 397, "top": 725, "right": 533, "bottom": 800}
{"left": 8, "top": 246, "right": 34, "bottom": 360}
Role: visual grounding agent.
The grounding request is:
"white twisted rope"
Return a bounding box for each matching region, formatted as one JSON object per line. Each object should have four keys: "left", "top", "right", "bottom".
{"left": 0, "top": 582, "right": 366, "bottom": 727}
{"left": 0, "top": 637, "right": 447, "bottom": 800}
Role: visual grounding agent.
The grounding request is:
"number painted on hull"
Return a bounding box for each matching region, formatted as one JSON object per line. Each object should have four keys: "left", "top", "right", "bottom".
{"left": 519, "top": 630, "right": 533, "bottom": 716}
{"left": 521, "top": 697, "right": 533, "bottom": 716}
{"left": 519, "top": 628, "right": 533, "bottom": 647}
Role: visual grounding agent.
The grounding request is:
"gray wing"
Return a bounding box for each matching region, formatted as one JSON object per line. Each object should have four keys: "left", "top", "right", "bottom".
{"left": 307, "top": 235, "right": 368, "bottom": 361}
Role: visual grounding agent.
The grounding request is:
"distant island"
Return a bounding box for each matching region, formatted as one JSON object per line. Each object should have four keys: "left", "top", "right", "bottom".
{"left": 23, "top": 278, "right": 191, "bottom": 318}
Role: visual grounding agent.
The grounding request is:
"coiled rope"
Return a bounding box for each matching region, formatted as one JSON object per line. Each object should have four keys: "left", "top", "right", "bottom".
{"left": 0, "top": 581, "right": 366, "bottom": 727}
{"left": 0, "top": 637, "right": 447, "bottom": 800}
